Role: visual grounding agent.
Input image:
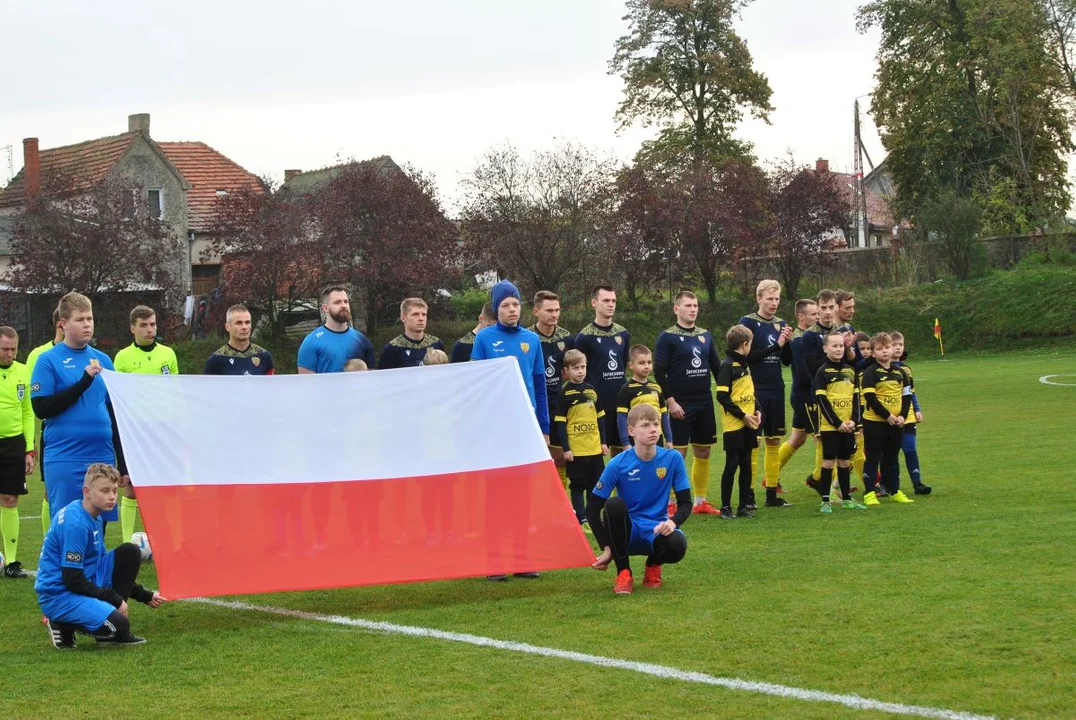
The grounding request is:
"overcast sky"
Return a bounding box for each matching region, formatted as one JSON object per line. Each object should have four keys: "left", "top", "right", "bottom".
{"left": 1, "top": 0, "right": 886, "bottom": 211}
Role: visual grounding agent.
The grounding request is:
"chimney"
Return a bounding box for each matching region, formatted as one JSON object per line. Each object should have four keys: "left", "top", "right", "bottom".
{"left": 23, "top": 138, "right": 40, "bottom": 209}
{"left": 128, "top": 113, "right": 151, "bottom": 135}
{"left": 816, "top": 158, "right": 830, "bottom": 173}
{"left": 284, "top": 169, "right": 303, "bottom": 182}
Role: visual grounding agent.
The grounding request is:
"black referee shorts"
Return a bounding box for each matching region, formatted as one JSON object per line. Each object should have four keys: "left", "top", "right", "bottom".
{"left": 0, "top": 435, "right": 28, "bottom": 496}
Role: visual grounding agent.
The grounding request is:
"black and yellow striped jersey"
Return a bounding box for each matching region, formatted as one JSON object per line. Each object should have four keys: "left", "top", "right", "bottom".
{"left": 812, "top": 360, "right": 860, "bottom": 432}
{"left": 616, "top": 379, "right": 668, "bottom": 418}
{"left": 861, "top": 362, "right": 910, "bottom": 422}
{"left": 0, "top": 361, "right": 34, "bottom": 449}
{"left": 714, "top": 351, "right": 755, "bottom": 432}
{"left": 555, "top": 381, "right": 606, "bottom": 456}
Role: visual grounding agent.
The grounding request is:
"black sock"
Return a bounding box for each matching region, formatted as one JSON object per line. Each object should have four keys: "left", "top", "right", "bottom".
{"left": 87, "top": 609, "right": 131, "bottom": 640}
{"left": 838, "top": 465, "right": 852, "bottom": 500}
{"left": 602, "top": 497, "right": 632, "bottom": 573}
{"left": 765, "top": 487, "right": 777, "bottom": 503}
{"left": 820, "top": 466, "right": 832, "bottom": 503}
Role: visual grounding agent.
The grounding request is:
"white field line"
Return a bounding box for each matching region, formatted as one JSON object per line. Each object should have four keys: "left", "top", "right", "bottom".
{"left": 189, "top": 597, "right": 995, "bottom": 720}
{"left": 20, "top": 515, "right": 41, "bottom": 521}
{"left": 1039, "top": 374, "right": 1076, "bottom": 386}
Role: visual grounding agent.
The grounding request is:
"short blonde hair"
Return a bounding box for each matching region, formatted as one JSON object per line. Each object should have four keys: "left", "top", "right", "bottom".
{"left": 756, "top": 279, "right": 781, "bottom": 298}
{"left": 627, "top": 404, "right": 660, "bottom": 426}
{"left": 57, "top": 292, "right": 92, "bottom": 321}
{"left": 343, "top": 358, "right": 368, "bottom": 372}
{"left": 424, "top": 349, "right": 448, "bottom": 365}
{"left": 726, "top": 324, "right": 753, "bottom": 351}
{"left": 84, "top": 463, "right": 121, "bottom": 488}
{"left": 401, "top": 297, "right": 428, "bottom": 315}
{"left": 563, "top": 349, "right": 586, "bottom": 368}
{"left": 889, "top": 331, "right": 904, "bottom": 342}
{"left": 870, "top": 332, "right": 892, "bottom": 350}
{"left": 0, "top": 326, "right": 17, "bottom": 341}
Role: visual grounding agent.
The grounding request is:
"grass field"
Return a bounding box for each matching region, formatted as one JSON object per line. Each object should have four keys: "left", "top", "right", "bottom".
{"left": 2, "top": 350, "right": 1074, "bottom": 718}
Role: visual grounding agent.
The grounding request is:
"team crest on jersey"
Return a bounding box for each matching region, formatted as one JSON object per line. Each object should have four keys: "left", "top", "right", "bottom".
{"left": 16, "top": 383, "right": 25, "bottom": 401}
{"left": 656, "top": 467, "right": 667, "bottom": 480}
{"left": 699, "top": 336, "right": 706, "bottom": 344}
{"left": 161, "top": 365, "right": 170, "bottom": 375}
{"left": 520, "top": 343, "right": 530, "bottom": 353}
{"left": 614, "top": 336, "right": 622, "bottom": 345}
{"left": 557, "top": 342, "right": 565, "bottom": 351}
{"left": 31, "top": 382, "right": 40, "bottom": 392}
{"left": 251, "top": 356, "right": 261, "bottom": 367}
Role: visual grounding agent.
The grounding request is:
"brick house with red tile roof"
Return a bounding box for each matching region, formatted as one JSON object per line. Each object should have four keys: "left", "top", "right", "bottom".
{"left": 815, "top": 158, "right": 902, "bottom": 249}
{"left": 0, "top": 113, "right": 262, "bottom": 297}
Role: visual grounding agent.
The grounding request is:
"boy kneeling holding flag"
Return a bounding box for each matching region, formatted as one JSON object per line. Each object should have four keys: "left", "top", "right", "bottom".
{"left": 36, "top": 463, "right": 166, "bottom": 648}
{"left": 588, "top": 404, "right": 692, "bottom": 595}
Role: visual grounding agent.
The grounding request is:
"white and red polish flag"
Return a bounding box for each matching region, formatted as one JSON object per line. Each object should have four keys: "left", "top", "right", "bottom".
{"left": 101, "top": 358, "right": 593, "bottom": 599}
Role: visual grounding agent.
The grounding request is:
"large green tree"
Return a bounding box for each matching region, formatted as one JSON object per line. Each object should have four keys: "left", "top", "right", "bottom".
{"left": 858, "top": 0, "right": 1073, "bottom": 233}
{"left": 609, "top": 0, "right": 773, "bottom": 168}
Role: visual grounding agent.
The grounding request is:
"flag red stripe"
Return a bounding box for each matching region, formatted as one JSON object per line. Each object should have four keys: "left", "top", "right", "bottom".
{"left": 137, "top": 461, "right": 594, "bottom": 599}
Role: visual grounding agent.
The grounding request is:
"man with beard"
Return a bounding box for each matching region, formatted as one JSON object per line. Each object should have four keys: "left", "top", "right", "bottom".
{"left": 298, "top": 287, "right": 376, "bottom": 374}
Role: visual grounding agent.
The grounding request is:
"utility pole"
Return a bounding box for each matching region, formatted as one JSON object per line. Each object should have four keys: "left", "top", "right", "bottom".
{"left": 853, "top": 101, "right": 868, "bottom": 249}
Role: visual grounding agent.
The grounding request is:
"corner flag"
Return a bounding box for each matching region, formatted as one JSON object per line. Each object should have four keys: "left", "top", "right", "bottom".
{"left": 933, "top": 318, "right": 944, "bottom": 355}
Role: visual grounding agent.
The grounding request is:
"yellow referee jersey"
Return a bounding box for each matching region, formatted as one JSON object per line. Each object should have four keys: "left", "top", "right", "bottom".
{"left": 0, "top": 361, "right": 34, "bottom": 450}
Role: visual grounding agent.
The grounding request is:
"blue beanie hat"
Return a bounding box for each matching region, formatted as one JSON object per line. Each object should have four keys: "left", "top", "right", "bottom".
{"left": 490, "top": 280, "right": 521, "bottom": 314}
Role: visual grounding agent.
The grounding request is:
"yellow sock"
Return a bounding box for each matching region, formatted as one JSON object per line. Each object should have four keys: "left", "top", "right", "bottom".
{"left": 1, "top": 506, "right": 19, "bottom": 564}
{"left": 750, "top": 447, "right": 759, "bottom": 486}
{"left": 41, "top": 499, "right": 50, "bottom": 537}
{"left": 120, "top": 496, "right": 139, "bottom": 542}
{"left": 556, "top": 465, "right": 569, "bottom": 491}
{"left": 764, "top": 444, "right": 781, "bottom": 488}
{"left": 778, "top": 441, "right": 797, "bottom": 472}
{"left": 813, "top": 440, "right": 824, "bottom": 481}
{"left": 852, "top": 433, "right": 866, "bottom": 484}
{"left": 690, "top": 455, "right": 711, "bottom": 501}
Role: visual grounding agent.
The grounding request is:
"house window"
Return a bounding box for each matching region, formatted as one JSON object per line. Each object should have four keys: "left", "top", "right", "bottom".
{"left": 147, "top": 189, "right": 163, "bottom": 218}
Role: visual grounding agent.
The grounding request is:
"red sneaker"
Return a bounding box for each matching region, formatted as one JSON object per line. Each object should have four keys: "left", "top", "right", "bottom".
{"left": 613, "top": 569, "right": 634, "bottom": 595}
{"left": 694, "top": 500, "right": 720, "bottom": 515}
{"left": 642, "top": 565, "right": 662, "bottom": 589}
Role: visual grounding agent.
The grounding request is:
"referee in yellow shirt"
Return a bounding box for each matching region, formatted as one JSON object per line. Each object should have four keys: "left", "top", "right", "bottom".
{"left": 0, "top": 327, "right": 36, "bottom": 578}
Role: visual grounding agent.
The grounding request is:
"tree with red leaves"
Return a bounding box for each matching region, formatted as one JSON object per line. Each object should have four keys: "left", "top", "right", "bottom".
{"left": 599, "top": 166, "right": 679, "bottom": 311}
{"left": 204, "top": 178, "right": 319, "bottom": 340}
{"left": 5, "top": 172, "right": 182, "bottom": 304}
{"left": 768, "top": 158, "right": 851, "bottom": 297}
{"left": 675, "top": 159, "right": 771, "bottom": 305}
{"left": 309, "top": 162, "right": 458, "bottom": 332}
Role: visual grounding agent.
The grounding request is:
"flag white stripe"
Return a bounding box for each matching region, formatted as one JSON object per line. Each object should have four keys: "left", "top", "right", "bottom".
{"left": 102, "top": 358, "right": 547, "bottom": 487}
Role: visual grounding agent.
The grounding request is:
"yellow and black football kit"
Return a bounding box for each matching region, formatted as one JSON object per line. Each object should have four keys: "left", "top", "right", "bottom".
{"left": 555, "top": 381, "right": 607, "bottom": 491}
{"left": 861, "top": 361, "right": 911, "bottom": 496}
{"left": 715, "top": 350, "right": 758, "bottom": 511}
{"left": 615, "top": 379, "right": 672, "bottom": 447}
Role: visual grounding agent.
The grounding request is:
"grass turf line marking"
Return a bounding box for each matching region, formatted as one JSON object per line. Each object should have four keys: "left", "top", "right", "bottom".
{"left": 189, "top": 597, "right": 994, "bottom": 720}
{"left": 20, "top": 515, "right": 41, "bottom": 521}
{"left": 1039, "top": 374, "right": 1076, "bottom": 386}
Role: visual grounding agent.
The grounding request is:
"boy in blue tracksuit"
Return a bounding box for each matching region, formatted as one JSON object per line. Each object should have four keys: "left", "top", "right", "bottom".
{"left": 471, "top": 280, "right": 549, "bottom": 582}
{"left": 471, "top": 281, "right": 549, "bottom": 438}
